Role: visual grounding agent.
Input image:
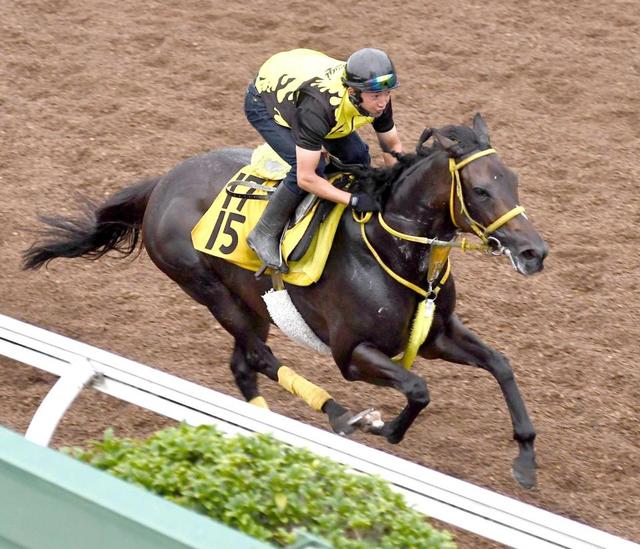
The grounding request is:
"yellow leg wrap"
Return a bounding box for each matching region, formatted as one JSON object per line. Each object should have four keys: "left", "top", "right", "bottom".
{"left": 277, "top": 366, "right": 332, "bottom": 412}
{"left": 249, "top": 396, "right": 269, "bottom": 409}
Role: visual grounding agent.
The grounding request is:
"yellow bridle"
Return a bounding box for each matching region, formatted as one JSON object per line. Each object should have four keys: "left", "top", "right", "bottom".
{"left": 449, "top": 148, "right": 526, "bottom": 242}
{"left": 352, "top": 147, "right": 526, "bottom": 369}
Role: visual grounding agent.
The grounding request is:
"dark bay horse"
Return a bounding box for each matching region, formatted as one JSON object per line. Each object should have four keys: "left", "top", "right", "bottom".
{"left": 23, "top": 114, "right": 548, "bottom": 488}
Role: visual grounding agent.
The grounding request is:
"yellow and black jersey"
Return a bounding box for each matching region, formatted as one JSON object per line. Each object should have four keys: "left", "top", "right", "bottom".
{"left": 254, "top": 48, "right": 394, "bottom": 151}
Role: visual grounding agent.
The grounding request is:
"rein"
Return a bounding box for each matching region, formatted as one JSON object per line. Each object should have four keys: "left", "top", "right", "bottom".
{"left": 355, "top": 211, "right": 452, "bottom": 298}
{"left": 353, "top": 147, "right": 526, "bottom": 368}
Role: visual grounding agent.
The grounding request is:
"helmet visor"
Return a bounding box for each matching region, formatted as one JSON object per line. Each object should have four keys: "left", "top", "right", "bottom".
{"left": 362, "top": 73, "right": 398, "bottom": 92}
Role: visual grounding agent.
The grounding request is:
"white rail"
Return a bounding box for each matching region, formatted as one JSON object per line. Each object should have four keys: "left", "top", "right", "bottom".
{"left": 0, "top": 313, "right": 636, "bottom": 549}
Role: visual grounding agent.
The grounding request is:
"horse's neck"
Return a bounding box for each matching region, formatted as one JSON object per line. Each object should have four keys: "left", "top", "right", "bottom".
{"left": 364, "top": 152, "right": 456, "bottom": 288}
{"left": 383, "top": 152, "right": 455, "bottom": 240}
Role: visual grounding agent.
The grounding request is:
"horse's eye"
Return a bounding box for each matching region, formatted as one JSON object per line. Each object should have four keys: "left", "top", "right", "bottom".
{"left": 473, "top": 187, "right": 491, "bottom": 199}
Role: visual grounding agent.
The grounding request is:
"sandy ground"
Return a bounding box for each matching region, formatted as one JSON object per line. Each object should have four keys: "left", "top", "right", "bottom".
{"left": 1, "top": 1, "right": 639, "bottom": 547}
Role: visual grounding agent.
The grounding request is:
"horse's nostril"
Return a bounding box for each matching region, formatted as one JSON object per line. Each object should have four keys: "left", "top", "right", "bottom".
{"left": 521, "top": 249, "right": 537, "bottom": 261}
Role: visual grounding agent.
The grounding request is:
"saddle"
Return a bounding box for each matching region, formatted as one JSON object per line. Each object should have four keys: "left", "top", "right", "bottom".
{"left": 191, "top": 144, "right": 354, "bottom": 285}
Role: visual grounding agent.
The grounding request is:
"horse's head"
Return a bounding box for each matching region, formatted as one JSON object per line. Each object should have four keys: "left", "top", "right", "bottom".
{"left": 434, "top": 114, "right": 548, "bottom": 275}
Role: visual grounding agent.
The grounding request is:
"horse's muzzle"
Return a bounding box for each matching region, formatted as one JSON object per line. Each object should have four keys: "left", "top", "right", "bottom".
{"left": 510, "top": 239, "right": 549, "bottom": 275}
{"left": 490, "top": 228, "right": 548, "bottom": 275}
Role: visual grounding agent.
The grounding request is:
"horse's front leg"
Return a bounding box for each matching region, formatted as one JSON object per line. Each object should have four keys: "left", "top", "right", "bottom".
{"left": 421, "top": 313, "right": 537, "bottom": 488}
{"left": 335, "top": 342, "right": 430, "bottom": 444}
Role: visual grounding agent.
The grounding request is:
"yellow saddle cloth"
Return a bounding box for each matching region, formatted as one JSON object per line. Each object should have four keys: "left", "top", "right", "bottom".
{"left": 191, "top": 144, "right": 346, "bottom": 286}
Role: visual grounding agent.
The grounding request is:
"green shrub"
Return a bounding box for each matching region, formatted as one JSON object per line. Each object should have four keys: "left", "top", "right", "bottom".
{"left": 70, "top": 424, "right": 455, "bottom": 548}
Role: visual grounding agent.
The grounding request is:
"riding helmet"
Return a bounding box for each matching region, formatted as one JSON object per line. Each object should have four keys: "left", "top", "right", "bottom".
{"left": 342, "top": 48, "right": 399, "bottom": 92}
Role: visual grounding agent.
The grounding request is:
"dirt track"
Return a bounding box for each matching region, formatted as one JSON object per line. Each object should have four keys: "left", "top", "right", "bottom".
{"left": 2, "top": 1, "right": 639, "bottom": 547}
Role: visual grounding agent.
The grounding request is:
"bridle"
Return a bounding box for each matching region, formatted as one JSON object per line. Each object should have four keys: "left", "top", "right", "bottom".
{"left": 355, "top": 146, "right": 528, "bottom": 295}
{"left": 448, "top": 148, "right": 526, "bottom": 247}
{"left": 351, "top": 146, "right": 528, "bottom": 368}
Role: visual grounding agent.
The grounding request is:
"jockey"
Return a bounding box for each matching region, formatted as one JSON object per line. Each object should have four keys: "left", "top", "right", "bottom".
{"left": 245, "top": 47, "right": 403, "bottom": 272}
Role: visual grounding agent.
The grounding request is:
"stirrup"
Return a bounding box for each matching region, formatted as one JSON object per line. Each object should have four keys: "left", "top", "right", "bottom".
{"left": 248, "top": 235, "right": 285, "bottom": 276}
{"left": 254, "top": 258, "right": 288, "bottom": 277}
{"left": 255, "top": 264, "right": 287, "bottom": 280}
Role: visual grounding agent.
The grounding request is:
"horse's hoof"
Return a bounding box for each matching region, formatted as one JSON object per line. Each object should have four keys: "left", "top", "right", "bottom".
{"left": 512, "top": 456, "right": 537, "bottom": 489}
{"left": 348, "top": 408, "right": 385, "bottom": 432}
{"left": 385, "top": 431, "right": 404, "bottom": 445}
{"left": 329, "top": 411, "right": 357, "bottom": 436}
{"left": 330, "top": 408, "right": 386, "bottom": 436}
{"left": 348, "top": 408, "right": 382, "bottom": 427}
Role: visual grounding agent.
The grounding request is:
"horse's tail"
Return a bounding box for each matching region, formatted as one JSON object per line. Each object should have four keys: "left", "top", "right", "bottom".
{"left": 22, "top": 176, "right": 160, "bottom": 270}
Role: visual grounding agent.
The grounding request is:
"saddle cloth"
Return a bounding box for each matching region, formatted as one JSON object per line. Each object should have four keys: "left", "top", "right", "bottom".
{"left": 191, "top": 144, "right": 346, "bottom": 286}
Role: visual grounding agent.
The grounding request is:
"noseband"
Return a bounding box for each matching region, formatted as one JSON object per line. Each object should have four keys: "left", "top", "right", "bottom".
{"left": 449, "top": 148, "right": 526, "bottom": 244}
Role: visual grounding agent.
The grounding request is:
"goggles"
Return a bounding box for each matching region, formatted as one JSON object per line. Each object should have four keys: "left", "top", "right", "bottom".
{"left": 361, "top": 73, "right": 398, "bottom": 92}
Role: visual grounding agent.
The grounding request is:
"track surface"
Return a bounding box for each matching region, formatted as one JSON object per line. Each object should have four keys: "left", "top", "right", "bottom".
{"left": 2, "top": 1, "right": 638, "bottom": 546}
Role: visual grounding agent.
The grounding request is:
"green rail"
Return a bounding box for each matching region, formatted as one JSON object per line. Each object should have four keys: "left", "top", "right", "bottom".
{"left": 0, "top": 426, "right": 273, "bottom": 549}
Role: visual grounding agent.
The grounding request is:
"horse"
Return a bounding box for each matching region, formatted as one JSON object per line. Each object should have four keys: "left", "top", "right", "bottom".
{"left": 23, "top": 113, "right": 548, "bottom": 488}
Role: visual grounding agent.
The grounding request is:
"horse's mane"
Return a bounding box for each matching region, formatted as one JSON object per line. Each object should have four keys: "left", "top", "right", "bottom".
{"left": 348, "top": 124, "right": 486, "bottom": 206}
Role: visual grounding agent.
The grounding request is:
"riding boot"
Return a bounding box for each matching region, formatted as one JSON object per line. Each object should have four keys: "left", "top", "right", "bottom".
{"left": 247, "top": 183, "right": 302, "bottom": 273}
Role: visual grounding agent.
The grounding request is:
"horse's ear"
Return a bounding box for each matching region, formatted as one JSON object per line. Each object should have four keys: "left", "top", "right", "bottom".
{"left": 416, "top": 127, "right": 434, "bottom": 153}
{"left": 473, "top": 113, "right": 490, "bottom": 146}
{"left": 434, "top": 132, "right": 463, "bottom": 156}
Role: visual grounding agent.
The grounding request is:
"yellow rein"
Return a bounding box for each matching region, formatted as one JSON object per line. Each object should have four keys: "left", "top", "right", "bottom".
{"left": 377, "top": 212, "right": 488, "bottom": 252}
{"left": 449, "top": 148, "right": 525, "bottom": 242}
{"left": 357, "top": 215, "right": 451, "bottom": 298}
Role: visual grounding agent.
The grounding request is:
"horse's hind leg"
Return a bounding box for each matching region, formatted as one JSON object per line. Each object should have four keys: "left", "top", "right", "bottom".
{"left": 178, "top": 273, "right": 339, "bottom": 414}
{"left": 173, "top": 272, "right": 269, "bottom": 405}
{"left": 230, "top": 341, "right": 267, "bottom": 408}
{"left": 421, "top": 313, "right": 537, "bottom": 489}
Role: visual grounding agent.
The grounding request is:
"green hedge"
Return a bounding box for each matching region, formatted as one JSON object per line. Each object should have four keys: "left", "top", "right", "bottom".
{"left": 69, "top": 424, "right": 455, "bottom": 549}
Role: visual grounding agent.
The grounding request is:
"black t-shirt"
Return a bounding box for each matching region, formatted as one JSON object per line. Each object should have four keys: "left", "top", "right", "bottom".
{"left": 293, "top": 91, "right": 395, "bottom": 151}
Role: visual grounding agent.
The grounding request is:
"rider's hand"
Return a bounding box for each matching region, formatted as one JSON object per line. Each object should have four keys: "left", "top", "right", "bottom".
{"left": 349, "top": 192, "right": 380, "bottom": 212}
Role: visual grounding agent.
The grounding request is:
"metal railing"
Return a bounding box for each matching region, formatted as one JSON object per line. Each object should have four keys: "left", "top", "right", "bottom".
{"left": 0, "top": 313, "right": 636, "bottom": 549}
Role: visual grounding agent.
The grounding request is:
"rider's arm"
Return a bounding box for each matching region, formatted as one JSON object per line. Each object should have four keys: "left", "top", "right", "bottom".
{"left": 377, "top": 126, "right": 403, "bottom": 166}
{"left": 296, "top": 146, "right": 352, "bottom": 204}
